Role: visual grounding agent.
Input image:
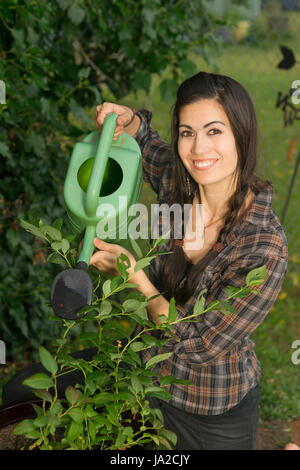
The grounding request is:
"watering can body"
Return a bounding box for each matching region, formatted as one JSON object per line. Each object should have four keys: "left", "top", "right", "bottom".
{"left": 63, "top": 113, "right": 143, "bottom": 265}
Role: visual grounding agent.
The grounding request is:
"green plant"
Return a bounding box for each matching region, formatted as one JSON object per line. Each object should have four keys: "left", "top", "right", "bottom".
{"left": 10, "top": 218, "right": 267, "bottom": 450}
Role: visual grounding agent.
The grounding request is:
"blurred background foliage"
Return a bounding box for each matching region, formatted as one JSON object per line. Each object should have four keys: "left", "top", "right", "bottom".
{"left": 1, "top": 0, "right": 300, "bottom": 426}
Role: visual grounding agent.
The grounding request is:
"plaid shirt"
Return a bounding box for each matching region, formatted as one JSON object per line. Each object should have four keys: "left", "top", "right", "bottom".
{"left": 134, "top": 108, "right": 288, "bottom": 415}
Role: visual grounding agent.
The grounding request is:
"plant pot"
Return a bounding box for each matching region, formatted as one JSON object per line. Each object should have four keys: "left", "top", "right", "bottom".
{"left": 0, "top": 400, "right": 41, "bottom": 450}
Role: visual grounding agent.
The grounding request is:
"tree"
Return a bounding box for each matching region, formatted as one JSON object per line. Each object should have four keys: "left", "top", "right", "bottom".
{"left": 0, "top": 0, "right": 224, "bottom": 358}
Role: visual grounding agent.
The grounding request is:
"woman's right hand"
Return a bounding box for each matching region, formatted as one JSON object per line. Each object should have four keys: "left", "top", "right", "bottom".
{"left": 94, "top": 102, "right": 138, "bottom": 138}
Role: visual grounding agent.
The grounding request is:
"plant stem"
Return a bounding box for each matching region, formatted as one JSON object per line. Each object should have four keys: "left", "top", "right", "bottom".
{"left": 170, "top": 287, "right": 247, "bottom": 326}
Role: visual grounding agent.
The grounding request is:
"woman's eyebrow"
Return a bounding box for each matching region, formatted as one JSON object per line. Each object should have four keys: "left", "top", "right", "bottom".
{"left": 179, "top": 121, "right": 226, "bottom": 129}
{"left": 203, "top": 120, "right": 225, "bottom": 128}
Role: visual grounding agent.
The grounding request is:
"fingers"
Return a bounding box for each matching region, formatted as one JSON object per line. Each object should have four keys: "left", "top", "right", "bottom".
{"left": 90, "top": 240, "right": 117, "bottom": 273}
{"left": 93, "top": 237, "right": 118, "bottom": 253}
{"left": 94, "top": 102, "right": 133, "bottom": 139}
{"left": 90, "top": 238, "right": 119, "bottom": 274}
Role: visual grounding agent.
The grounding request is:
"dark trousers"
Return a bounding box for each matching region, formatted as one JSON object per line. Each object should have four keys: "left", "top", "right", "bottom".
{"left": 149, "top": 384, "right": 261, "bottom": 450}
{"left": 1, "top": 348, "right": 261, "bottom": 450}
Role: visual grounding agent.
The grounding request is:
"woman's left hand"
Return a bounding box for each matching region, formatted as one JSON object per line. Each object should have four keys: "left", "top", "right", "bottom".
{"left": 90, "top": 238, "right": 136, "bottom": 278}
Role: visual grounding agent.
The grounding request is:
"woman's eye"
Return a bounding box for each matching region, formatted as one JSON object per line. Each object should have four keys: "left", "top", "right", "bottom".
{"left": 208, "top": 128, "right": 221, "bottom": 135}
{"left": 180, "top": 130, "right": 194, "bottom": 138}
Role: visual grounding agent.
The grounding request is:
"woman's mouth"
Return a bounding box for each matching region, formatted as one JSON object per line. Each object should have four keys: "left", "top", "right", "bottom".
{"left": 192, "top": 159, "right": 218, "bottom": 171}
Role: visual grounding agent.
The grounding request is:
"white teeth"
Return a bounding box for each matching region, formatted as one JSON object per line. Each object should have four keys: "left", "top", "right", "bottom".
{"left": 194, "top": 160, "right": 215, "bottom": 168}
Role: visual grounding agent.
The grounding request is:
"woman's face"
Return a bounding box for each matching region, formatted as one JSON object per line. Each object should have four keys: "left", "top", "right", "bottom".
{"left": 178, "top": 99, "right": 239, "bottom": 191}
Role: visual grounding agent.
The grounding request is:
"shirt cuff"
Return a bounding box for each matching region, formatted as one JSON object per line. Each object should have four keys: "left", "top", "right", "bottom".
{"left": 133, "top": 108, "right": 153, "bottom": 142}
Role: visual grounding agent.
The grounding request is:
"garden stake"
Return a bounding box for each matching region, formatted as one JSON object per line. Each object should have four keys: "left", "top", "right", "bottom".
{"left": 281, "top": 149, "right": 300, "bottom": 224}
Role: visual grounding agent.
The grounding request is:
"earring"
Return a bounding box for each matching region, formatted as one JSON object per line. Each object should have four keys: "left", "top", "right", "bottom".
{"left": 186, "top": 174, "right": 191, "bottom": 197}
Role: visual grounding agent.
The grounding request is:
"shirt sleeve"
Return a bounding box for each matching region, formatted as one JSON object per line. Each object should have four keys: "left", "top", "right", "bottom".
{"left": 134, "top": 108, "right": 172, "bottom": 195}
{"left": 164, "top": 249, "right": 288, "bottom": 366}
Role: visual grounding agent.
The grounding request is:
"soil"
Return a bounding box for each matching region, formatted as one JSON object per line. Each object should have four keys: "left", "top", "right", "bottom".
{"left": 256, "top": 419, "right": 294, "bottom": 450}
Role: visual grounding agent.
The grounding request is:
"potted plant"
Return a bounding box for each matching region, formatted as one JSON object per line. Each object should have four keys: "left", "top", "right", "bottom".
{"left": 1, "top": 218, "right": 265, "bottom": 450}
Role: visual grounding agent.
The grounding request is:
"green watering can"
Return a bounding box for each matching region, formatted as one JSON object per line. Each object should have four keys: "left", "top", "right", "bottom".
{"left": 50, "top": 112, "right": 142, "bottom": 320}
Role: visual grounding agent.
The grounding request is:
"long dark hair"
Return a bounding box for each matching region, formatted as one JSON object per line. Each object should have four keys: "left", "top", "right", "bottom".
{"left": 158, "top": 71, "right": 265, "bottom": 304}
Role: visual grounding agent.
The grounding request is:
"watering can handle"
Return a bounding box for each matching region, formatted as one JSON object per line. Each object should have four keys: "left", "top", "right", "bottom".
{"left": 85, "top": 112, "right": 118, "bottom": 217}
{"left": 76, "top": 113, "right": 117, "bottom": 266}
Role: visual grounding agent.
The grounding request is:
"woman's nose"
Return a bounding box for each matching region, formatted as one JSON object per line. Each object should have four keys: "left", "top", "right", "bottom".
{"left": 192, "top": 133, "right": 210, "bottom": 155}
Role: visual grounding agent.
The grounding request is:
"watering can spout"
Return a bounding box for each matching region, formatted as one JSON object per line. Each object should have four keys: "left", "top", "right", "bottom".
{"left": 77, "top": 225, "right": 96, "bottom": 265}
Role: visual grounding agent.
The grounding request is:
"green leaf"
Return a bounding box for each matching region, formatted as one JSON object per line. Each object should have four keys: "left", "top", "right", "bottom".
{"left": 160, "top": 376, "right": 192, "bottom": 386}
{"left": 128, "top": 236, "right": 143, "bottom": 258}
{"left": 68, "top": 3, "right": 85, "bottom": 24}
{"left": 93, "top": 391, "right": 114, "bottom": 405}
{"left": 0, "top": 142, "right": 11, "bottom": 158}
{"left": 145, "top": 352, "right": 173, "bottom": 369}
{"left": 67, "top": 420, "right": 83, "bottom": 441}
{"left": 23, "top": 373, "right": 53, "bottom": 390}
{"left": 116, "top": 255, "right": 129, "bottom": 280}
{"left": 159, "top": 78, "right": 178, "bottom": 103}
{"left": 144, "top": 386, "right": 173, "bottom": 400}
{"left": 33, "top": 389, "right": 53, "bottom": 402}
{"left": 193, "top": 289, "right": 207, "bottom": 316}
{"left": 79, "top": 67, "right": 91, "bottom": 80}
{"left": 99, "top": 299, "right": 112, "bottom": 317}
{"left": 88, "top": 420, "right": 97, "bottom": 441}
{"left": 39, "top": 346, "right": 58, "bottom": 375}
{"left": 11, "top": 29, "right": 25, "bottom": 45}
{"left": 47, "top": 251, "right": 66, "bottom": 266}
{"left": 61, "top": 238, "right": 70, "bottom": 253}
{"left": 220, "top": 300, "right": 235, "bottom": 317}
{"left": 130, "top": 341, "right": 148, "bottom": 352}
{"left": 160, "top": 428, "right": 178, "bottom": 447}
{"left": 152, "top": 234, "right": 169, "bottom": 249}
{"left": 13, "top": 419, "right": 35, "bottom": 436}
{"left": 168, "top": 297, "right": 178, "bottom": 322}
{"left": 179, "top": 59, "right": 197, "bottom": 78}
{"left": 34, "top": 415, "right": 48, "bottom": 427}
{"left": 68, "top": 408, "right": 84, "bottom": 423}
{"left": 57, "top": 0, "right": 72, "bottom": 10}
{"left": 20, "top": 219, "right": 47, "bottom": 241}
{"left": 131, "top": 374, "right": 143, "bottom": 394}
{"left": 225, "top": 285, "right": 249, "bottom": 298}
{"left": 52, "top": 218, "right": 63, "bottom": 231}
{"left": 102, "top": 279, "right": 111, "bottom": 297}
{"left": 122, "top": 299, "right": 142, "bottom": 312}
{"left": 246, "top": 265, "right": 267, "bottom": 287}
{"left": 27, "top": 132, "right": 46, "bottom": 157}
{"left": 65, "top": 386, "right": 80, "bottom": 405}
{"left": 134, "top": 256, "right": 156, "bottom": 272}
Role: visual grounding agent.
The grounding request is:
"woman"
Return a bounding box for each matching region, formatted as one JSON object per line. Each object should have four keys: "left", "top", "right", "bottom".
{"left": 2, "top": 72, "right": 287, "bottom": 450}
{"left": 91, "top": 71, "right": 288, "bottom": 450}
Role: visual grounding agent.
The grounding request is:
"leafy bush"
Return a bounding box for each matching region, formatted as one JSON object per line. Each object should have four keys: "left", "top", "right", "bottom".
{"left": 11, "top": 219, "right": 266, "bottom": 450}
{"left": 0, "top": 0, "right": 224, "bottom": 359}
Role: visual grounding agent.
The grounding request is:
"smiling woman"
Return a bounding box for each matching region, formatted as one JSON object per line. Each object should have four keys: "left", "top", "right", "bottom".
{"left": 91, "top": 72, "right": 288, "bottom": 450}
{"left": 2, "top": 72, "right": 288, "bottom": 451}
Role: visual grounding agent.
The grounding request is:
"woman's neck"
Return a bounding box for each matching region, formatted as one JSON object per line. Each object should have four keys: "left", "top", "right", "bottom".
{"left": 197, "top": 181, "right": 234, "bottom": 225}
